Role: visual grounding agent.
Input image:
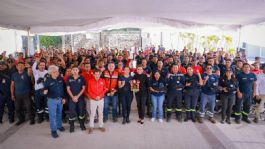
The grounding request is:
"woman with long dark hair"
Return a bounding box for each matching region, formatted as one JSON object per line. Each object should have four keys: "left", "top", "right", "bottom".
{"left": 133, "top": 65, "right": 149, "bottom": 124}
{"left": 149, "top": 71, "right": 166, "bottom": 123}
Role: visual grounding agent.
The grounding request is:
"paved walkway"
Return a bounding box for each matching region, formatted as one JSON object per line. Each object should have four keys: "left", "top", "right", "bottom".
{"left": 0, "top": 97, "right": 265, "bottom": 149}
{"left": 0, "top": 112, "right": 265, "bottom": 149}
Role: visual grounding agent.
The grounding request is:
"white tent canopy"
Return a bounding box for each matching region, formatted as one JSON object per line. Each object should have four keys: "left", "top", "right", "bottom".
{"left": 1, "top": 0, "right": 265, "bottom": 33}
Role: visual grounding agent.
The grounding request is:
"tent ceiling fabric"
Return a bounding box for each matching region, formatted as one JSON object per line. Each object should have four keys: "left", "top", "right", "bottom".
{"left": 1, "top": 0, "right": 265, "bottom": 33}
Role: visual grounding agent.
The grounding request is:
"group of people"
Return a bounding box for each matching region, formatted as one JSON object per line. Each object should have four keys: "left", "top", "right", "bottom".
{"left": 0, "top": 47, "right": 264, "bottom": 139}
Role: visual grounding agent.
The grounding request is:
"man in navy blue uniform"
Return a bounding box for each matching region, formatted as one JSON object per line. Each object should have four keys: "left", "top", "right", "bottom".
{"left": 66, "top": 66, "right": 86, "bottom": 133}
{"left": 198, "top": 64, "right": 219, "bottom": 124}
{"left": 166, "top": 64, "right": 185, "bottom": 122}
{"left": 44, "top": 65, "right": 66, "bottom": 138}
{"left": 0, "top": 61, "right": 14, "bottom": 124}
{"left": 235, "top": 63, "right": 257, "bottom": 124}
{"left": 10, "top": 61, "right": 35, "bottom": 125}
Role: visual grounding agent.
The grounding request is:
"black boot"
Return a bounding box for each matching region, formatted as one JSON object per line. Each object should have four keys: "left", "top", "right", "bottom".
{"left": 38, "top": 113, "right": 44, "bottom": 123}
{"left": 79, "top": 119, "right": 86, "bottom": 131}
{"left": 166, "top": 112, "right": 171, "bottom": 122}
{"left": 69, "top": 120, "right": 75, "bottom": 133}
{"left": 122, "top": 118, "right": 126, "bottom": 124}
{"left": 184, "top": 111, "right": 190, "bottom": 122}
{"left": 126, "top": 117, "right": 130, "bottom": 123}
{"left": 176, "top": 113, "right": 182, "bottom": 122}
{"left": 191, "top": 112, "right": 196, "bottom": 122}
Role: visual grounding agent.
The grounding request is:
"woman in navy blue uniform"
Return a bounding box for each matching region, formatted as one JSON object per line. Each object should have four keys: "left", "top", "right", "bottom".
{"left": 219, "top": 69, "right": 238, "bottom": 124}
{"left": 118, "top": 66, "right": 133, "bottom": 124}
{"left": 66, "top": 66, "right": 86, "bottom": 132}
{"left": 183, "top": 66, "right": 203, "bottom": 122}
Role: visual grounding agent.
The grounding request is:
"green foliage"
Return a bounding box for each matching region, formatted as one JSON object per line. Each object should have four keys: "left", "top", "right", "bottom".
{"left": 40, "top": 36, "right": 62, "bottom": 49}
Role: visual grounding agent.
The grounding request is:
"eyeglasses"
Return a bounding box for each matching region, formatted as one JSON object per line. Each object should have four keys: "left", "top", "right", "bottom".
{"left": 206, "top": 67, "right": 212, "bottom": 70}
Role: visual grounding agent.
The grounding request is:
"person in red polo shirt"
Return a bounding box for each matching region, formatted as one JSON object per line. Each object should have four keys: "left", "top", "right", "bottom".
{"left": 87, "top": 69, "right": 107, "bottom": 134}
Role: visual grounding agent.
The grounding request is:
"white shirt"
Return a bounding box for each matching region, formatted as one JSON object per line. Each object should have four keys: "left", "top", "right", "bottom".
{"left": 32, "top": 62, "right": 48, "bottom": 90}
{"left": 256, "top": 72, "right": 265, "bottom": 96}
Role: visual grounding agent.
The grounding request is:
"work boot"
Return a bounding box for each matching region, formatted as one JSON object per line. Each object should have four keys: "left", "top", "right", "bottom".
{"left": 29, "top": 119, "right": 35, "bottom": 125}
{"left": 191, "top": 112, "right": 196, "bottom": 122}
{"left": 69, "top": 120, "right": 75, "bottom": 133}
{"left": 166, "top": 113, "right": 171, "bottom": 122}
{"left": 253, "top": 118, "right": 259, "bottom": 123}
{"left": 226, "top": 118, "right": 231, "bottom": 124}
{"left": 184, "top": 112, "right": 190, "bottom": 122}
{"left": 242, "top": 117, "right": 251, "bottom": 124}
{"left": 220, "top": 119, "right": 225, "bottom": 124}
{"left": 126, "top": 117, "right": 130, "bottom": 123}
{"left": 209, "top": 117, "right": 216, "bottom": 124}
{"left": 122, "top": 118, "right": 126, "bottom": 124}
{"left": 37, "top": 113, "right": 44, "bottom": 124}
{"left": 235, "top": 119, "right": 241, "bottom": 124}
{"left": 176, "top": 115, "right": 182, "bottom": 122}
{"left": 51, "top": 131, "right": 59, "bottom": 138}
{"left": 197, "top": 117, "right": 203, "bottom": 123}
{"left": 79, "top": 119, "right": 86, "bottom": 131}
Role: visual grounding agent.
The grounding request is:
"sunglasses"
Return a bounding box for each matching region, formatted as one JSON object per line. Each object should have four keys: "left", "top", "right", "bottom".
{"left": 206, "top": 67, "right": 212, "bottom": 69}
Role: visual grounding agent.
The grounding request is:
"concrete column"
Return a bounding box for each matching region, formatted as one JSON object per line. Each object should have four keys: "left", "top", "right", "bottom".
{"left": 36, "top": 35, "right": 40, "bottom": 52}
{"left": 62, "top": 35, "right": 65, "bottom": 52}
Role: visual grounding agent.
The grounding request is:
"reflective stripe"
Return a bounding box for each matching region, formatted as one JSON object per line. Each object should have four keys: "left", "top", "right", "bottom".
{"left": 235, "top": 112, "right": 241, "bottom": 116}
{"left": 190, "top": 109, "right": 195, "bottom": 112}
{"left": 166, "top": 108, "right": 172, "bottom": 112}
{"left": 242, "top": 111, "right": 248, "bottom": 116}
{"left": 185, "top": 109, "right": 191, "bottom": 112}
{"left": 79, "top": 115, "right": 85, "bottom": 119}
{"left": 69, "top": 117, "right": 76, "bottom": 121}
{"left": 37, "top": 110, "right": 44, "bottom": 114}
{"left": 175, "top": 108, "right": 182, "bottom": 112}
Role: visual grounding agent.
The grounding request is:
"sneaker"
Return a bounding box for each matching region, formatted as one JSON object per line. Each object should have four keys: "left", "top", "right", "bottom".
{"left": 51, "top": 131, "right": 59, "bottom": 138}
{"left": 151, "top": 118, "right": 155, "bottom": 122}
{"left": 209, "top": 118, "right": 216, "bottom": 124}
{"left": 88, "top": 128, "right": 93, "bottom": 134}
{"left": 99, "top": 127, "right": 106, "bottom": 132}
{"left": 158, "top": 119, "right": 163, "bottom": 123}
{"left": 58, "top": 127, "right": 65, "bottom": 132}
{"left": 220, "top": 119, "right": 225, "bottom": 124}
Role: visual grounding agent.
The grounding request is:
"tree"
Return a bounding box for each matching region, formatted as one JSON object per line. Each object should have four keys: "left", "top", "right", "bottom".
{"left": 40, "top": 36, "right": 62, "bottom": 49}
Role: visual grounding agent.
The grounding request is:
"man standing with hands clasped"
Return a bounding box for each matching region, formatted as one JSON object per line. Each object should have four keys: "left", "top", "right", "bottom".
{"left": 87, "top": 69, "right": 108, "bottom": 134}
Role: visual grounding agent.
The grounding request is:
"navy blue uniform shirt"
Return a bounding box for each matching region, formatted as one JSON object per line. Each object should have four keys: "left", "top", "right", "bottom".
{"left": 66, "top": 75, "right": 86, "bottom": 97}
{"left": 149, "top": 79, "right": 166, "bottom": 96}
{"left": 44, "top": 76, "right": 65, "bottom": 99}
{"left": 201, "top": 73, "right": 219, "bottom": 95}
{"left": 11, "top": 71, "right": 32, "bottom": 96}
{"left": 166, "top": 72, "right": 185, "bottom": 93}
{"left": 236, "top": 72, "right": 257, "bottom": 94}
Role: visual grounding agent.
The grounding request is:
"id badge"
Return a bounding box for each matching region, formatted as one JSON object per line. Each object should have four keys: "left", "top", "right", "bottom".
{"left": 2, "top": 79, "right": 5, "bottom": 84}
